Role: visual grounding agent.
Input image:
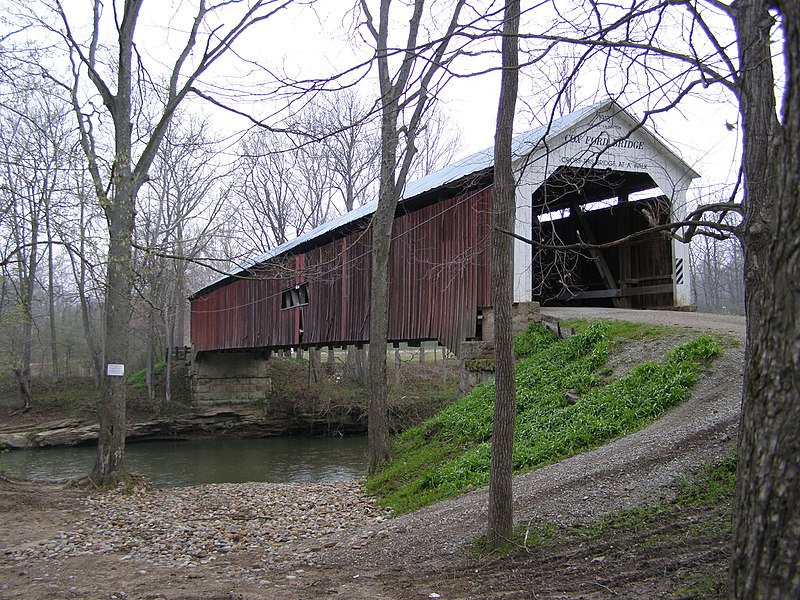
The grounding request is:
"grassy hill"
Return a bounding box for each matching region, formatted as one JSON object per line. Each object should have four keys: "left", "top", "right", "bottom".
{"left": 367, "top": 320, "right": 722, "bottom": 514}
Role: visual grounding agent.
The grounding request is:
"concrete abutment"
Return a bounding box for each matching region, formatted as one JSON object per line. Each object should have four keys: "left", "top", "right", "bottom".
{"left": 191, "top": 351, "right": 272, "bottom": 406}
{"left": 458, "top": 301, "right": 541, "bottom": 397}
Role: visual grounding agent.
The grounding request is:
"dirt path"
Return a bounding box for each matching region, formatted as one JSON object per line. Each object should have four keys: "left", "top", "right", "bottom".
{"left": 0, "top": 309, "right": 745, "bottom": 599}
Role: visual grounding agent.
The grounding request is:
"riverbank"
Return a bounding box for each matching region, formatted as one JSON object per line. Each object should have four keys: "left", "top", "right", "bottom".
{"left": 0, "top": 311, "right": 745, "bottom": 598}
{"left": 0, "top": 405, "right": 367, "bottom": 450}
{"left": 0, "top": 357, "right": 459, "bottom": 450}
{"left": 1, "top": 478, "right": 385, "bottom": 570}
{"left": 0, "top": 330, "right": 740, "bottom": 598}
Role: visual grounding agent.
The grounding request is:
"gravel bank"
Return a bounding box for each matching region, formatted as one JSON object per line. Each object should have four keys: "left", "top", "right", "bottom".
{"left": 4, "top": 481, "right": 384, "bottom": 573}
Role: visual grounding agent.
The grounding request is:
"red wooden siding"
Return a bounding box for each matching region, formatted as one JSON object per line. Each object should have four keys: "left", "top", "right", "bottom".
{"left": 191, "top": 186, "right": 493, "bottom": 355}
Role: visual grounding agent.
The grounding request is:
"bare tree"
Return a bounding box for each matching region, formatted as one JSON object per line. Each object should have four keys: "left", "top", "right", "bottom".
{"left": 408, "top": 106, "right": 462, "bottom": 179}
{"left": 358, "top": 0, "right": 468, "bottom": 472}
{"left": 0, "top": 85, "right": 72, "bottom": 410}
{"left": 233, "top": 130, "right": 301, "bottom": 253}
{"left": 11, "top": 0, "right": 291, "bottom": 485}
{"left": 63, "top": 171, "right": 105, "bottom": 385}
{"left": 136, "top": 113, "right": 229, "bottom": 407}
{"left": 690, "top": 230, "right": 744, "bottom": 314}
{"left": 292, "top": 135, "right": 336, "bottom": 232}
{"left": 501, "top": 0, "right": 798, "bottom": 593}
{"left": 295, "top": 91, "right": 380, "bottom": 213}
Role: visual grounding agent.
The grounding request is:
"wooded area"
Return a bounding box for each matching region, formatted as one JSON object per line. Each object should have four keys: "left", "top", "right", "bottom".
{"left": 1, "top": 0, "right": 796, "bottom": 596}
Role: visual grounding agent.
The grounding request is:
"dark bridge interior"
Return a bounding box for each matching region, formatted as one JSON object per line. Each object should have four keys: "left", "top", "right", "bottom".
{"left": 531, "top": 167, "right": 675, "bottom": 308}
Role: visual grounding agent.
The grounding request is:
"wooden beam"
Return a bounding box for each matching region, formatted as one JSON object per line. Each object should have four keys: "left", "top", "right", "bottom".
{"left": 620, "top": 283, "right": 674, "bottom": 297}
{"left": 555, "top": 283, "right": 674, "bottom": 301}
{"left": 555, "top": 288, "right": 621, "bottom": 300}
{"left": 571, "top": 202, "right": 621, "bottom": 308}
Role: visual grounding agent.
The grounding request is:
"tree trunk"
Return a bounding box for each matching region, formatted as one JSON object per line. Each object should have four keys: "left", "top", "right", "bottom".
{"left": 326, "top": 345, "right": 335, "bottom": 373}
{"left": 146, "top": 318, "right": 156, "bottom": 404}
{"left": 46, "top": 212, "right": 59, "bottom": 377}
{"left": 308, "top": 347, "right": 322, "bottom": 385}
{"left": 92, "top": 193, "right": 135, "bottom": 485}
{"left": 367, "top": 100, "right": 400, "bottom": 473}
{"left": 394, "top": 347, "right": 401, "bottom": 387}
{"left": 16, "top": 211, "right": 39, "bottom": 413}
{"left": 346, "top": 345, "right": 366, "bottom": 385}
{"left": 731, "top": 0, "right": 800, "bottom": 596}
{"left": 487, "top": 0, "right": 520, "bottom": 550}
{"left": 91, "top": 1, "right": 139, "bottom": 485}
{"left": 361, "top": 0, "right": 464, "bottom": 473}
{"left": 13, "top": 369, "right": 32, "bottom": 413}
{"left": 164, "top": 307, "right": 174, "bottom": 408}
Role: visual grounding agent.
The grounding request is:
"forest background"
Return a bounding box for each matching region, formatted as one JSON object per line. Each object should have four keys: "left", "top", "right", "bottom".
{"left": 0, "top": 0, "right": 744, "bottom": 401}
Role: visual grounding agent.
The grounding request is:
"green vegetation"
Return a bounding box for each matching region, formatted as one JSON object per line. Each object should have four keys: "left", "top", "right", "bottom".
{"left": 127, "top": 361, "right": 166, "bottom": 388}
{"left": 1, "top": 349, "right": 456, "bottom": 431}
{"left": 264, "top": 354, "right": 459, "bottom": 432}
{"left": 0, "top": 376, "right": 100, "bottom": 420}
{"left": 676, "top": 450, "right": 738, "bottom": 508}
{"left": 367, "top": 321, "right": 721, "bottom": 514}
{"left": 576, "top": 453, "right": 737, "bottom": 544}
{"left": 0, "top": 362, "right": 194, "bottom": 421}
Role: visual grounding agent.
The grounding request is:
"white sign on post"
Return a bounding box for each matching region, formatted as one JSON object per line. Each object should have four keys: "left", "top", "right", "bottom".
{"left": 106, "top": 363, "right": 125, "bottom": 377}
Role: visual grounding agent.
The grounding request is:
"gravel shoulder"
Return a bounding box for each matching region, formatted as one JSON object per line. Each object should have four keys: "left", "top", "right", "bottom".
{"left": 0, "top": 309, "right": 745, "bottom": 599}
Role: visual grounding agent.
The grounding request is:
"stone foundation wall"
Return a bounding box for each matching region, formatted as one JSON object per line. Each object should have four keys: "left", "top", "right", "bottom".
{"left": 458, "top": 301, "right": 542, "bottom": 397}
{"left": 192, "top": 351, "right": 272, "bottom": 406}
{"left": 481, "top": 301, "right": 541, "bottom": 343}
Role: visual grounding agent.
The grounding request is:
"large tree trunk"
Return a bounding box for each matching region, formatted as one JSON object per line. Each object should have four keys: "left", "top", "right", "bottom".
{"left": 360, "top": 0, "right": 464, "bottom": 473}
{"left": 731, "top": 0, "right": 800, "bottom": 596}
{"left": 92, "top": 183, "right": 135, "bottom": 486}
{"left": 91, "top": 2, "right": 139, "bottom": 486}
{"left": 487, "top": 0, "right": 520, "bottom": 550}
{"left": 367, "top": 133, "right": 397, "bottom": 471}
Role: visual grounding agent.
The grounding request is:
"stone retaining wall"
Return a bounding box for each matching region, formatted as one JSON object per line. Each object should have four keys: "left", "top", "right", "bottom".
{"left": 192, "top": 351, "right": 272, "bottom": 406}
{"left": 458, "top": 301, "right": 542, "bottom": 397}
{"left": 481, "top": 301, "right": 541, "bottom": 343}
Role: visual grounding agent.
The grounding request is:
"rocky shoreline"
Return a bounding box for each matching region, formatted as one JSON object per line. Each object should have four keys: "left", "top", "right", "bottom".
{"left": 3, "top": 480, "right": 385, "bottom": 576}
{"left": 0, "top": 405, "right": 367, "bottom": 449}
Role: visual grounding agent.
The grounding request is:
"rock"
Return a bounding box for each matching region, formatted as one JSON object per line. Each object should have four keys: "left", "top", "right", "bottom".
{"left": 0, "top": 406, "right": 367, "bottom": 449}
{"left": 3, "top": 480, "right": 383, "bottom": 573}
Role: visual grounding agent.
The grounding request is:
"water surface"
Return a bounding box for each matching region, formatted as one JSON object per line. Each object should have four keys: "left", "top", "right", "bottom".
{"left": 1, "top": 436, "right": 368, "bottom": 488}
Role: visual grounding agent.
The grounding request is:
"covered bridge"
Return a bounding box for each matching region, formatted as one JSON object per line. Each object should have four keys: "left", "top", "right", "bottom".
{"left": 189, "top": 100, "right": 697, "bottom": 402}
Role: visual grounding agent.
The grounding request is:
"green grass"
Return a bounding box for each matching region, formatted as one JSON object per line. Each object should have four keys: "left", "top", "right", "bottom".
{"left": 127, "top": 361, "right": 166, "bottom": 389}
{"left": 676, "top": 450, "right": 738, "bottom": 508}
{"left": 367, "top": 321, "right": 721, "bottom": 514}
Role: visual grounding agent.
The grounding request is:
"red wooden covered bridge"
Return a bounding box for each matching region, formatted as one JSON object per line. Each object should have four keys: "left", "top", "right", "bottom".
{"left": 189, "top": 100, "right": 697, "bottom": 403}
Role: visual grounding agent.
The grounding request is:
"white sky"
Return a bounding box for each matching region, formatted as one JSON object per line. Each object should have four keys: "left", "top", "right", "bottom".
{"left": 126, "top": 0, "right": 743, "bottom": 207}
{"left": 220, "top": 0, "right": 740, "bottom": 204}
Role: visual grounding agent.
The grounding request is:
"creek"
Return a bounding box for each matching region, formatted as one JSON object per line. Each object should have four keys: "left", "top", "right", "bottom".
{"left": 0, "top": 436, "right": 369, "bottom": 488}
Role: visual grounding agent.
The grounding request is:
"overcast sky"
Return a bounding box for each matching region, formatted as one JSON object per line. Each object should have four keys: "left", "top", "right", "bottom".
{"left": 129, "top": 0, "right": 742, "bottom": 207}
